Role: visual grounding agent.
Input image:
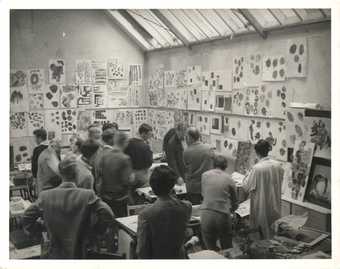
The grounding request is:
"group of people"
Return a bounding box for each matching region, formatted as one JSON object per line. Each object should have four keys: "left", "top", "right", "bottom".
{"left": 22, "top": 120, "right": 284, "bottom": 259}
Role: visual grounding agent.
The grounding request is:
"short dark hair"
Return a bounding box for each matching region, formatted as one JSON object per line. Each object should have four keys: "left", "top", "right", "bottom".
{"left": 254, "top": 139, "right": 272, "bottom": 157}
{"left": 87, "top": 123, "right": 100, "bottom": 130}
{"left": 80, "top": 139, "right": 99, "bottom": 159}
{"left": 138, "top": 123, "right": 152, "bottom": 135}
{"left": 187, "top": 127, "right": 200, "bottom": 141}
{"left": 74, "top": 137, "right": 84, "bottom": 148}
{"left": 33, "top": 128, "right": 47, "bottom": 140}
{"left": 102, "top": 122, "right": 119, "bottom": 132}
{"left": 102, "top": 132, "right": 114, "bottom": 144}
{"left": 149, "top": 165, "right": 177, "bottom": 196}
{"left": 213, "top": 155, "right": 228, "bottom": 170}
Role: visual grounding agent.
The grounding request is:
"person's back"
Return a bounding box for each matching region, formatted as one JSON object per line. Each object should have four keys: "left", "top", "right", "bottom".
{"left": 137, "top": 197, "right": 191, "bottom": 259}
{"left": 124, "top": 137, "right": 153, "bottom": 170}
{"left": 76, "top": 158, "right": 94, "bottom": 189}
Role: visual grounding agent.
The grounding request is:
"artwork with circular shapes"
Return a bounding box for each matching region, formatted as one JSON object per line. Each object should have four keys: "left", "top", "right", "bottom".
{"left": 262, "top": 55, "right": 287, "bottom": 81}
{"left": 287, "top": 38, "right": 307, "bottom": 78}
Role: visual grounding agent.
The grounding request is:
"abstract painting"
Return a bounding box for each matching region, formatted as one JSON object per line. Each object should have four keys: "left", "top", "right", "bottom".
{"left": 201, "top": 90, "right": 215, "bottom": 112}
{"left": 244, "top": 86, "right": 269, "bottom": 117}
{"left": 60, "top": 85, "right": 77, "bottom": 109}
{"left": 92, "top": 109, "right": 112, "bottom": 126}
{"left": 287, "top": 37, "right": 307, "bottom": 78}
{"left": 27, "top": 112, "right": 45, "bottom": 135}
{"left": 248, "top": 119, "right": 263, "bottom": 144}
{"left": 210, "top": 114, "right": 222, "bottom": 134}
{"left": 262, "top": 55, "right": 286, "bottom": 81}
{"left": 107, "top": 90, "right": 129, "bottom": 108}
{"left": 10, "top": 69, "right": 27, "bottom": 88}
{"left": 269, "top": 84, "right": 290, "bottom": 118}
{"left": 129, "top": 64, "right": 143, "bottom": 86}
{"left": 76, "top": 85, "right": 93, "bottom": 107}
{"left": 76, "top": 60, "right": 93, "bottom": 84}
{"left": 111, "top": 110, "right": 133, "bottom": 130}
{"left": 148, "top": 110, "right": 174, "bottom": 140}
{"left": 44, "top": 110, "right": 62, "bottom": 139}
{"left": 196, "top": 113, "right": 211, "bottom": 136}
{"left": 49, "top": 59, "right": 65, "bottom": 84}
{"left": 234, "top": 141, "right": 258, "bottom": 175}
{"left": 10, "top": 112, "right": 28, "bottom": 138}
{"left": 285, "top": 108, "right": 309, "bottom": 147}
{"left": 232, "top": 56, "right": 245, "bottom": 89}
{"left": 60, "top": 109, "right": 77, "bottom": 134}
{"left": 108, "top": 58, "right": 125, "bottom": 79}
{"left": 164, "top": 70, "right": 177, "bottom": 88}
{"left": 93, "top": 86, "right": 107, "bottom": 108}
{"left": 92, "top": 60, "right": 107, "bottom": 85}
{"left": 176, "top": 69, "right": 187, "bottom": 88}
{"left": 28, "top": 68, "right": 45, "bottom": 92}
{"left": 223, "top": 116, "right": 249, "bottom": 141}
{"left": 186, "top": 65, "right": 202, "bottom": 85}
{"left": 245, "top": 53, "right": 262, "bottom": 86}
{"left": 148, "top": 68, "right": 164, "bottom": 91}
{"left": 215, "top": 91, "right": 232, "bottom": 113}
{"left": 129, "top": 86, "right": 144, "bottom": 107}
{"left": 10, "top": 86, "right": 29, "bottom": 112}
{"left": 77, "top": 110, "right": 92, "bottom": 133}
{"left": 133, "top": 109, "right": 148, "bottom": 136}
{"left": 29, "top": 93, "right": 44, "bottom": 110}
{"left": 210, "top": 135, "right": 239, "bottom": 159}
{"left": 202, "top": 70, "right": 230, "bottom": 92}
{"left": 187, "top": 86, "right": 202, "bottom": 111}
{"left": 11, "top": 137, "right": 32, "bottom": 164}
{"left": 44, "top": 84, "right": 61, "bottom": 109}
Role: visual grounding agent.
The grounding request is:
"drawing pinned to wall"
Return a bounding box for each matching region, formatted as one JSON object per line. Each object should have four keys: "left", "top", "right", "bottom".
{"left": 92, "top": 60, "right": 107, "bottom": 85}
{"left": 29, "top": 93, "right": 44, "bottom": 110}
{"left": 286, "top": 108, "right": 309, "bottom": 147}
{"left": 108, "top": 58, "right": 125, "bottom": 80}
{"left": 232, "top": 89, "right": 245, "bottom": 115}
{"left": 148, "top": 88, "right": 158, "bottom": 107}
{"left": 133, "top": 109, "right": 148, "bottom": 135}
{"left": 44, "top": 110, "right": 62, "bottom": 139}
{"left": 283, "top": 139, "right": 315, "bottom": 201}
{"left": 232, "top": 56, "right": 245, "bottom": 89}
{"left": 129, "top": 86, "right": 144, "bottom": 107}
{"left": 215, "top": 91, "right": 232, "bottom": 113}
{"left": 129, "top": 64, "right": 143, "bottom": 86}
{"left": 196, "top": 113, "right": 211, "bottom": 136}
{"left": 188, "top": 112, "right": 196, "bottom": 126}
{"left": 148, "top": 110, "right": 175, "bottom": 140}
{"left": 148, "top": 68, "right": 164, "bottom": 91}
{"left": 76, "top": 85, "right": 93, "bottom": 107}
{"left": 60, "top": 109, "right": 77, "bottom": 134}
{"left": 202, "top": 70, "right": 230, "bottom": 91}
{"left": 44, "top": 84, "right": 61, "bottom": 109}
{"left": 77, "top": 110, "right": 92, "bottom": 133}
{"left": 269, "top": 84, "right": 290, "bottom": 118}
{"left": 202, "top": 90, "right": 215, "bottom": 112}
{"left": 27, "top": 112, "right": 45, "bottom": 134}
{"left": 243, "top": 86, "right": 266, "bottom": 116}
{"left": 287, "top": 37, "right": 307, "bottom": 78}
{"left": 10, "top": 86, "right": 29, "bottom": 112}
{"left": 210, "top": 135, "right": 239, "bottom": 159}
{"left": 92, "top": 85, "right": 107, "bottom": 108}
{"left": 235, "top": 141, "right": 258, "bottom": 175}
{"left": 248, "top": 119, "right": 263, "bottom": 144}
{"left": 92, "top": 109, "right": 111, "bottom": 126}
{"left": 60, "top": 85, "right": 77, "bottom": 109}
{"left": 11, "top": 137, "right": 32, "bottom": 164}
{"left": 10, "top": 70, "right": 27, "bottom": 87}
{"left": 28, "top": 69, "right": 45, "bottom": 92}
{"left": 246, "top": 53, "right": 262, "bottom": 86}
{"left": 223, "top": 116, "right": 249, "bottom": 141}
{"left": 201, "top": 134, "right": 211, "bottom": 145}
{"left": 210, "top": 115, "right": 222, "bottom": 134}
{"left": 10, "top": 112, "right": 28, "bottom": 137}
{"left": 186, "top": 65, "right": 202, "bottom": 85}
{"left": 49, "top": 59, "right": 65, "bottom": 84}
{"left": 176, "top": 69, "right": 187, "bottom": 88}
{"left": 111, "top": 110, "right": 133, "bottom": 130}
{"left": 76, "top": 60, "right": 93, "bottom": 84}
{"left": 187, "top": 86, "right": 202, "bottom": 111}
{"left": 262, "top": 55, "right": 286, "bottom": 81}
{"left": 164, "top": 71, "right": 176, "bottom": 88}
{"left": 263, "top": 120, "right": 288, "bottom": 161}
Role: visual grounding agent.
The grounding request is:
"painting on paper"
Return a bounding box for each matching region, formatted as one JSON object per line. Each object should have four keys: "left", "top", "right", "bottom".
{"left": 223, "top": 116, "right": 249, "bottom": 141}
{"left": 210, "top": 115, "right": 222, "bottom": 135}
{"left": 232, "top": 56, "right": 245, "bottom": 89}
{"left": 28, "top": 69, "right": 45, "bottom": 92}
{"left": 196, "top": 114, "right": 211, "bottom": 136}
{"left": 187, "top": 86, "right": 202, "bottom": 111}
{"left": 92, "top": 109, "right": 112, "bottom": 126}
{"left": 232, "top": 89, "right": 245, "bottom": 115}
{"left": 129, "top": 64, "right": 143, "bottom": 86}
{"left": 210, "top": 135, "right": 239, "bottom": 159}
{"left": 235, "top": 141, "right": 258, "bottom": 175}
{"left": 60, "top": 109, "right": 77, "bottom": 134}
{"left": 248, "top": 119, "right": 263, "bottom": 144}
{"left": 245, "top": 53, "right": 262, "bottom": 86}
{"left": 10, "top": 112, "right": 28, "bottom": 138}
{"left": 201, "top": 90, "right": 215, "bottom": 112}
{"left": 76, "top": 60, "right": 93, "bottom": 84}
{"left": 176, "top": 69, "right": 187, "bottom": 88}
{"left": 60, "top": 85, "right": 77, "bottom": 109}
{"left": 44, "top": 110, "right": 62, "bottom": 139}
{"left": 108, "top": 58, "right": 125, "bottom": 80}
{"left": 263, "top": 120, "right": 288, "bottom": 161}
{"left": 10, "top": 69, "right": 27, "bottom": 88}
{"left": 49, "top": 59, "right": 65, "bottom": 84}
{"left": 164, "top": 71, "right": 176, "bottom": 88}
{"left": 44, "top": 84, "right": 61, "bottom": 109}
{"left": 287, "top": 38, "right": 307, "bottom": 78}
{"left": 112, "top": 110, "right": 133, "bottom": 130}
{"left": 244, "top": 86, "right": 270, "bottom": 117}
{"left": 107, "top": 90, "right": 129, "bottom": 108}
{"left": 92, "top": 60, "right": 107, "bottom": 85}
{"left": 269, "top": 84, "right": 290, "bottom": 118}
{"left": 29, "top": 93, "right": 44, "bottom": 110}
{"left": 186, "top": 65, "right": 202, "bottom": 85}
{"left": 215, "top": 92, "right": 232, "bottom": 113}
{"left": 11, "top": 137, "right": 32, "bottom": 164}
{"left": 77, "top": 110, "right": 92, "bottom": 133}
{"left": 27, "top": 112, "right": 45, "bottom": 135}
{"left": 285, "top": 108, "right": 309, "bottom": 148}
{"left": 10, "top": 86, "right": 29, "bottom": 112}
{"left": 262, "top": 55, "right": 286, "bottom": 81}
{"left": 77, "top": 85, "right": 93, "bottom": 107}
{"left": 129, "top": 86, "right": 144, "bottom": 107}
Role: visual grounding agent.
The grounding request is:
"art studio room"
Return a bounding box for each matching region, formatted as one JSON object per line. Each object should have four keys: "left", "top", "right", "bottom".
{"left": 8, "top": 7, "right": 334, "bottom": 261}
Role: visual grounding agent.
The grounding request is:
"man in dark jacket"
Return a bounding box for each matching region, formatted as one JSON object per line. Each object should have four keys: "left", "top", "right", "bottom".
{"left": 136, "top": 165, "right": 192, "bottom": 259}
{"left": 23, "top": 155, "right": 114, "bottom": 259}
{"left": 31, "top": 128, "right": 49, "bottom": 179}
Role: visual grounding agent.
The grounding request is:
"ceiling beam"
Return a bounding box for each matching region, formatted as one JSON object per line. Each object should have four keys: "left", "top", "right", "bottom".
{"left": 237, "top": 9, "right": 267, "bottom": 39}
{"left": 150, "top": 9, "right": 191, "bottom": 47}
{"left": 319, "top": 9, "right": 327, "bottom": 18}
{"left": 104, "top": 10, "right": 149, "bottom": 52}
{"left": 268, "top": 9, "right": 282, "bottom": 25}
{"left": 292, "top": 9, "right": 304, "bottom": 22}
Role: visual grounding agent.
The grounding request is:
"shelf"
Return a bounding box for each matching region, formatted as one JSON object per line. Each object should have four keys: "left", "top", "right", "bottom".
{"left": 282, "top": 196, "right": 331, "bottom": 214}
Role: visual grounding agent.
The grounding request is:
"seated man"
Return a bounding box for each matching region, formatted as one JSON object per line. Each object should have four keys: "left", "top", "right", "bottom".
{"left": 136, "top": 165, "right": 192, "bottom": 259}
{"left": 23, "top": 155, "right": 114, "bottom": 259}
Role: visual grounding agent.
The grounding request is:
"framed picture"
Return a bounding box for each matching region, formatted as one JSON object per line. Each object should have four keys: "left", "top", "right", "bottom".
{"left": 304, "top": 157, "right": 331, "bottom": 209}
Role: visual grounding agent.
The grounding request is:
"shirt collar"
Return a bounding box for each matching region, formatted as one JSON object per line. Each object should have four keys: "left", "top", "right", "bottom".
{"left": 59, "top": 182, "right": 77, "bottom": 188}
{"left": 103, "top": 144, "right": 113, "bottom": 150}
{"left": 39, "top": 140, "right": 49, "bottom": 146}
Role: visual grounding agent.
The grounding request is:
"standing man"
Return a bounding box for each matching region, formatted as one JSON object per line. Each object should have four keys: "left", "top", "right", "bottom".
{"left": 36, "top": 139, "right": 62, "bottom": 194}
{"left": 242, "top": 139, "right": 284, "bottom": 239}
{"left": 23, "top": 155, "right": 114, "bottom": 259}
{"left": 183, "top": 127, "right": 214, "bottom": 205}
{"left": 162, "top": 123, "right": 186, "bottom": 183}
{"left": 31, "top": 128, "right": 49, "bottom": 179}
{"left": 124, "top": 123, "right": 153, "bottom": 188}
{"left": 136, "top": 165, "right": 192, "bottom": 259}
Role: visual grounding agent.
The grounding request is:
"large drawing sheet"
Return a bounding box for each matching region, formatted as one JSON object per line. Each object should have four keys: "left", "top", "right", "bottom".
{"left": 10, "top": 69, "right": 27, "bottom": 88}
{"left": 129, "top": 64, "right": 143, "bottom": 86}
{"left": 223, "top": 116, "right": 249, "bottom": 141}
{"left": 76, "top": 60, "right": 93, "bottom": 84}
{"left": 245, "top": 53, "right": 262, "bottom": 86}
{"left": 176, "top": 69, "right": 187, "bottom": 88}
{"left": 60, "top": 85, "right": 77, "bottom": 109}
{"left": 210, "top": 135, "right": 239, "bottom": 159}
{"left": 148, "top": 110, "right": 175, "bottom": 141}
{"left": 76, "top": 85, "right": 93, "bottom": 107}
{"left": 232, "top": 56, "right": 246, "bottom": 89}
{"left": 60, "top": 109, "right": 77, "bottom": 134}
{"left": 92, "top": 109, "right": 112, "bottom": 126}
{"left": 93, "top": 84, "right": 107, "bottom": 108}
{"left": 234, "top": 141, "right": 258, "bottom": 175}
{"left": 111, "top": 110, "right": 133, "bottom": 130}
{"left": 279, "top": 161, "right": 293, "bottom": 197}
{"left": 201, "top": 89, "right": 215, "bottom": 112}
{"left": 129, "top": 86, "right": 144, "bottom": 107}
{"left": 28, "top": 68, "right": 45, "bottom": 92}
{"left": 10, "top": 86, "right": 29, "bottom": 112}
{"left": 186, "top": 65, "right": 202, "bottom": 85}
{"left": 262, "top": 55, "right": 287, "bottom": 81}
{"left": 263, "top": 120, "right": 288, "bottom": 161}
{"left": 11, "top": 137, "right": 32, "bottom": 164}
{"left": 27, "top": 112, "right": 45, "bottom": 135}
{"left": 164, "top": 71, "right": 177, "bottom": 88}
{"left": 44, "top": 84, "right": 61, "bottom": 109}
{"left": 232, "top": 89, "right": 245, "bottom": 115}
{"left": 107, "top": 58, "right": 125, "bottom": 80}
{"left": 283, "top": 139, "right": 315, "bottom": 201}
{"left": 268, "top": 84, "right": 291, "bottom": 118}
{"left": 187, "top": 85, "right": 202, "bottom": 111}
{"left": 215, "top": 70, "right": 231, "bottom": 92}
{"left": 29, "top": 93, "right": 44, "bottom": 110}
{"left": 244, "top": 86, "right": 270, "bottom": 117}
{"left": 133, "top": 109, "right": 148, "bottom": 136}
{"left": 287, "top": 37, "right": 307, "bottom": 78}
{"left": 210, "top": 114, "right": 223, "bottom": 135}
{"left": 285, "top": 108, "right": 309, "bottom": 148}
{"left": 248, "top": 119, "right": 264, "bottom": 144}
{"left": 10, "top": 112, "right": 28, "bottom": 138}
{"left": 44, "top": 110, "right": 62, "bottom": 139}
{"left": 49, "top": 59, "right": 65, "bottom": 84}
{"left": 92, "top": 60, "right": 107, "bottom": 85}
{"left": 196, "top": 113, "right": 211, "bottom": 136}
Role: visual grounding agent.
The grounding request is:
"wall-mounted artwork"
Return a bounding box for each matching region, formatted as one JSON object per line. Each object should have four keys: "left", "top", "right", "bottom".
{"left": 176, "top": 69, "right": 187, "bottom": 88}
{"left": 287, "top": 37, "right": 307, "bottom": 78}
{"left": 10, "top": 112, "right": 28, "bottom": 138}
{"left": 187, "top": 86, "right": 202, "bottom": 111}
{"left": 107, "top": 90, "right": 129, "bottom": 108}
{"left": 210, "top": 135, "right": 239, "bottom": 159}
{"left": 215, "top": 92, "right": 232, "bottom": 113}
{"left": 223, "top": 116, "right": 249, "bottom": 141}
{"left": 188, "top": 112, "right": 196, "bottom": 126}
{"left": 44, "top": 110, "right": 62, "bottom": 139}
{"left": 49, "top": 59, "right": 65, "bottom": 84}
{"left": 29, "top": 93, "right": 44, "bottom": 110}
{"left": 201, "top": 90, "right": 215, "bottom": 112}
{"left": 92, "top": 60, "right": 107, "bottom": 85}
{"left": 148, "top": 68, "right": 164, "bottom": 91}
{"left": 232, "top": 89, "right": 245, "bottom": 115}
{"left": 44, "top": 84, "right": 61, "bottom": 109}
{"left": 76, "top": 60, "right": 93, "bottom": 84}
{"left": 245, "top": 53, "right": 262, "bottom": 86}
{"left": 269, "top": 84, "right": 290, "bottom": 118}
{"left": 129, "top": 64, "right": 143, "bottom": 86}
{"left": 248, "top": 119, "right": 263, "bottom": 144}
{"left": 129, "top": 86, "right": 144, "bottom": 107}
{"left": 60, "top": 85, "right": 77, "bottom": 109}
{"left": 244, "top": 86, "right": 269, "bottom": 117}
{"left": 186, "top": 65, "right": 202, "bottom": 85}
{"left": 285, "top": 108, "right": 309, "bottom": 147}
{"left": 234, "top": 141, "right": 258, "bottom": 175}
{"left": 232, "top": 56, "right": 245, "bottom": 89}
{"left": 210, "top": 115, "right": 222, "bottom": 135}
{"left": 283, "top": 139, "right": 315, "bottom": 201}
{"left": 92, "top": 109, "right": 112, "bottom": 126}
{"left": 107, "top": 58, "right": 125, "bottom": 79}
{"left": 10, "top": 86, "right": 29, "bottom": 112}
{"left": 60, "top": 109, "right": 77, "bottom": 134}
{"left": 76, "top": 85, "right": 93, "bottom": 107}
{"left": 133, "top": 109, "right": 148, "bottom": 133}
{"left": 164, "top": 70, "right": 177, "bottom": 88}
{"left": 111, "top": 110, "right": 133, "bottom": 130}
{"left": 27, "top": 112, "right": 45, "bottom": 135}
{"left": 77, "top": 110, "right": 92, "bottom": 133}
{"left": 92, "top": 85, "right": 107, "bottom": 108}
{"left": 262, "top": 55, "right": 286, "bottom": 81}
{"left": 28, "top": 69, "right": 45, "bottom": 92}
{"left": 304, "top": 157, "right": 331, "bottom": 209}
{"left": 10, "top": 69, "right": 27, "bottom": 88}
{"left": 196, "top": 113, "right": 211, "bottom": 136}
{"left": 202, "top": 70, "right": 230, "bottom": 92}
{"left": 148, "top": 110, "right": 174, "bottom": 141}
{"left": 11, "top": 137, "right": 32, "bottom": 164}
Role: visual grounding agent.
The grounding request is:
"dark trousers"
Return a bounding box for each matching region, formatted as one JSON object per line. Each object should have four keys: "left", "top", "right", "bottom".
{"left": 186, "top": 193, "right": 203, "bottom": 205}
{"left": 200, "top": 210, "right": 233, "bottom": 251}
{"left": 103, "top": 198, "right": 128, "bottom": 218}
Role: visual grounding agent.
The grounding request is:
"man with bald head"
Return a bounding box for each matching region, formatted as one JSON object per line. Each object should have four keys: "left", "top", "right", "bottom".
{"left": 183, "top": 127, "right": 214, "bottom": 204}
